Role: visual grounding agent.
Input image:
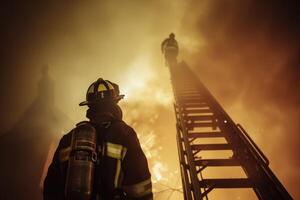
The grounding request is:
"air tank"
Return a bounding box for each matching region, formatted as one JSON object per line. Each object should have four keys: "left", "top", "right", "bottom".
{"left": 65, "top": 123, "right": 97, "bottom": 200}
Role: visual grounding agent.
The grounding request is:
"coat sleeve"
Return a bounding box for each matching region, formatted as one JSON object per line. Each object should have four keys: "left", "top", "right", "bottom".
{"left": 121, "top": 127, "right": 153, "bottom": 200}
{"left": 161, "top": 38, "right": 168, "bottom": 53}
{"left": 43, "top": 137, "right": 66, "bottom": 200}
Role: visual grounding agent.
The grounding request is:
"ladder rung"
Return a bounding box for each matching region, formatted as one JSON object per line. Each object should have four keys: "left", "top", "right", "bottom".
{"left": 177, "top": 92, "right": 200, "bottom": 96}
{"left": 176, "top": 83, "right": 195, "bottom": 86}
{"left": 188, "top": 132, "right": 223, "bottom": 138}
{"left": 184, "top": 115, "right": 213, "bottom": 121}
{"left": 183, "top": 102, "right": 205, "bottom": 105}
{"left": 176, "top": 91, "right": 200, "bottom": 96}
{"left": 199, "top": 178, "right": 253, "bottom": 188}
{"left": 174, "top": 82, "right": 195, "bottom": 86}
{"left": 179, "top": 95, "right": 202, "bottom": 99}
{"left": 181, "top": 101, "right": 206, "bottom": 106}
{"left": 180, "top": 104, "right": 208, "bottom": 109}
{"left": 176, "top": 86, "right": 197, "bottom": 90}
{"left": 176, "top": 90, "right": 198, "bottom": 94}
{"left": 195, "top": 159, "right": 239, "bottom": 166}
{"left": 176, "top": 88, "right": 198, "bottom": 92}
{"left": 191, "top": 144, "right": 231, "bottom": 151}
{"left": 183, "top": 109, "right": 211, "bottom": 114}
{"left": 187, "top": 122, "right": 214, "bottom": 128}
{"left": 179, "top": 98, "right": 204, "bottom": 103}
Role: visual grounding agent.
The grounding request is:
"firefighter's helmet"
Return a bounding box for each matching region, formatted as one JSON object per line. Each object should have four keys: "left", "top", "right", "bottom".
{"left": 169, "top": 33, "right": 175, "bottom": 39}
{"left": 79, "top": 78, "right": 124, "bottom": 106}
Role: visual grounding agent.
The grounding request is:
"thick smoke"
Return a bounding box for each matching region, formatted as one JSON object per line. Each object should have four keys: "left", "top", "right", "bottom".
{"left": 0, "top": 0, "right": 185, "bottom": 131}
{"left": 0, "top": 0, "right": 299, "bottom": 199}
{"left": 179, "top": 0, "right": 300, "bottom": 198}
{"left": 0, "top": 0, "right": 184, "bottom": 199}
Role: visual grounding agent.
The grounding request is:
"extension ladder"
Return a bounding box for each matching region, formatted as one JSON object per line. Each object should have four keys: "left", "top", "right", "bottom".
{"left": 169, "top": 61, "right": 292, "bottom": 200}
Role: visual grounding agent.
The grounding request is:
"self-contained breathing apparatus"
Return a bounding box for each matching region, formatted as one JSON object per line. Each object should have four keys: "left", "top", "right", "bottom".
{"left": 65, "top": 122, "right": 97, "bottom": 200}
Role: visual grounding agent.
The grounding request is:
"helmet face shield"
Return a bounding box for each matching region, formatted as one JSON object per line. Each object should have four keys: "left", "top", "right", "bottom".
{"left": 79, "top": 78, "right": 124, "bottom": 106}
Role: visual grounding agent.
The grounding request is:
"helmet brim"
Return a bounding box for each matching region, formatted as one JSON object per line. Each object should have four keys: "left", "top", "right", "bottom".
{"left": 79, "top": 95, "right": 125, "bottom": 106}
{"left": 79, "top": 101, "right": 90, "bottom": 106}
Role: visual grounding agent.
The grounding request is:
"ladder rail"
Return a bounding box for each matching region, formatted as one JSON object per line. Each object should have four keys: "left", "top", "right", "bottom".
{"left": 169, "top": 61, "right": 293, "bottom": 199}
{"left": 174, "top": 104, "right": 203, "bottom": 199}
{"left": 237, "top": 124, "right": 269, "bottom": 166}
{"left": 183, "top": 64, "right": 292, "bottom": 199}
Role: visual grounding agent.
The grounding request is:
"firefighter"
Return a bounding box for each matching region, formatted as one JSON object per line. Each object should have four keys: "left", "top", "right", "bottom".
{"left": 161, "top": 33, "right": 179, "bottom": 65}
{"left": 43, "top": 78, "right": 153, "bottom": 200}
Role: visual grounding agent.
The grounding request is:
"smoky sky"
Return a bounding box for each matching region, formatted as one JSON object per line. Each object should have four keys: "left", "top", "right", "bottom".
{"left": 0, "top": 0, "right": 299, "bottom": 199}
{"left": 181, "top": 0, "right": 300, "bottom": 106}
{"left": 0, "top": 0, "right": 181, "bottom": 132}
{"left": 0, "top": 0, "right": 76, "bottom": 132}
{"left": 179, "top": 0, "right": 300, "bottom": 198}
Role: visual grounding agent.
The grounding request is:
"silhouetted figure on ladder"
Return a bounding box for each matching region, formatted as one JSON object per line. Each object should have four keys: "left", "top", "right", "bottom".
{"left": 161, "top": 33, "right": 178, "bottom": 66}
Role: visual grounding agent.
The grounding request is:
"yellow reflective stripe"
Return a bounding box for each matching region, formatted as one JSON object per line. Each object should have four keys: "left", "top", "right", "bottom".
{"left": 106, "top": 142, "right": 123, "bottom": 159}
{"left": 106, "top": 82, "right": 114, "bottom": 90}
{"left": 121, "top": 147, "right": 127, "bottom": 160}
{"left": 114, "top": 159, "right": 121, "bottom": 187}
{"left": 97, "top": 83, "right": 108, "bottom": 92}
{"left": 105, "top": 142, "right": 128, "bottom": 187}
{"left": 97, "top": 81, "right": 114, "bottom": 92}
{"left": 116, "top": 147, "right": 127, "bottom": 188}
{"left": 59, "top": 147, "right": 71, "bottom": 162}
{"left": 123, "top": 178, "right": 152, "bottom": 198}
{"left": 87, "top": 84, "right": 95, "bottom": 93}
{"left": 116, "top": 147, "right": 127, "bottom": 187}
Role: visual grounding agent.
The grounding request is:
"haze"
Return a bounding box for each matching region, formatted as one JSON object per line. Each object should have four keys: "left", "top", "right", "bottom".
{"left": 0, "top": 0, "right": 299, "bottom": 199}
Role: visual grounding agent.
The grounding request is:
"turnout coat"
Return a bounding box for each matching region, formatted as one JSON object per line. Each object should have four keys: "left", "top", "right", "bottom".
{"left": 43, "top": 114, "right": 152, "bottom": 200}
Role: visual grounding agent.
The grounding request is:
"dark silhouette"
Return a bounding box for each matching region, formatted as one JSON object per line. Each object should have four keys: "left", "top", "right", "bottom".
{"left": 161, "top": 33, "right": 179, "bottom": 65}
{"left": 43, "top": 78, "right": 153, "bottom": 200}
{"left": 0, "top": 65, "right": 72, "bottom": 200}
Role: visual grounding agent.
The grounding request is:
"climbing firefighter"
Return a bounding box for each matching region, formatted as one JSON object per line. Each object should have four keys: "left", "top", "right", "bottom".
{"left": 43, "top": 78, "right": 153, "bottom": 200}
{"left": 161, "top": 33, "right": 179, "bottom": 65}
